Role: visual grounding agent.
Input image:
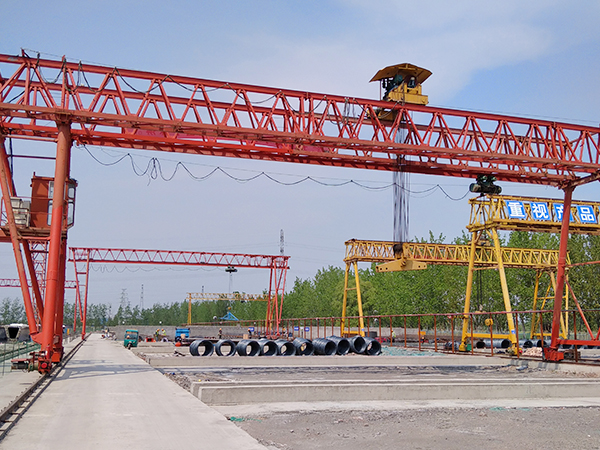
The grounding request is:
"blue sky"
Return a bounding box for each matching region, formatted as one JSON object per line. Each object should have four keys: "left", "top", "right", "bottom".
{"left": 1, "top": 1, "right": 600, "bottom": 312}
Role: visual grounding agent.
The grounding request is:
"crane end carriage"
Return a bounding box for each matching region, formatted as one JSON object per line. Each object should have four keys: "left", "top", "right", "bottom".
{"left": 370, "top": 63, "right": 431, "bottom": 106}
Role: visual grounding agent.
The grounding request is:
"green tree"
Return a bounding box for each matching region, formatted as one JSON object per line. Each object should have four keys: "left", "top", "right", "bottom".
{"left": 0, "top": 297, "right": 26, "bottom": 324}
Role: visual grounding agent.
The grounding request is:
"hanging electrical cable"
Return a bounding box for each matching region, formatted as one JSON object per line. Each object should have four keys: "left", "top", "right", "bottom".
{"left": 79, "top": 144, "right": 470, "bottom": 200}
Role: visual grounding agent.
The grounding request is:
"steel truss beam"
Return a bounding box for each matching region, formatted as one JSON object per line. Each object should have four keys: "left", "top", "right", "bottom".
{"left": 0, "top": 53, "right": 600, "bottom": 185}
{"left": 468, "top": 194, "right": 600, "bottom": 235}
{"left": 187, "top": 292, "right": 267, "bottom": 301}
{"left": 0, "top": 278, "right": 76, "bottom": 288}
{"left": 345, "top": 239, "right": 563, "bottom": 269}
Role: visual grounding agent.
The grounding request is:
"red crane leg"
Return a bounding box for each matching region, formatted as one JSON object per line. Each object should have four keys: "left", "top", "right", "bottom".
{"left": 73, "top": 300, "right": 78, "bottom": 334}
{"left": 546, "top": 186, "right": 573, "bottom": 361}
{"left": 0, "top": 137, "right": 39, "bottom": 336}
{"left": 40, "top": 121, "right": 71, "bottom": 365}
{"left": 22, "top": 242, "right": 45, "bottom": 318}
{"left": 81, "top": 254, "right": 91, "bottom": 338}
{"left": 52, "top": 238, "right": 68, "bottom": 361}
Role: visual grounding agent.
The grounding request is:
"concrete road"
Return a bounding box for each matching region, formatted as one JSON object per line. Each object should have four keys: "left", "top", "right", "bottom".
{"left": 1, "top": 334, "right": 267, "bottom": 450}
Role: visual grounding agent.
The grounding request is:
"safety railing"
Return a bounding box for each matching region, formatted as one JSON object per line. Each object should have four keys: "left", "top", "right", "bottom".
{"left": 0, "top": 341, "right": 41, "bottom": 376}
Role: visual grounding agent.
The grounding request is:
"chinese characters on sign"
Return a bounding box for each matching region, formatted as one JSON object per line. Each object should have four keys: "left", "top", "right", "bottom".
{"left": 506, "top": 201, "right": 526, "bottom": 219}
{"left": 506, "top": 201, "right": 596, "bottom": 224}
{"left": 530, "top": 202, "right": 550, "bottom": 221}
{"left": 577, "top": 205, "right": 597, "bottom": 224}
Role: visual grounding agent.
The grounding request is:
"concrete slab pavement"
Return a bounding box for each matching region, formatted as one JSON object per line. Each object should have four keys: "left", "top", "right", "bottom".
{"left": 1, "top": 334, "right": 267, "bottom": 450}
{"left": 0, "top": 337, "right": 80, "bottom": 413}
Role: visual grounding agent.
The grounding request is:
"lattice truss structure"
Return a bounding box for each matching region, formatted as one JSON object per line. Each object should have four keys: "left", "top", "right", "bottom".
{"left": 1, "top": 53, "right": 600, "bottom": 183}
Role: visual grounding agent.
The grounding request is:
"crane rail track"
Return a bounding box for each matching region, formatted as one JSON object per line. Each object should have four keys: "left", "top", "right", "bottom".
{"left": 0, "top": 336, "right": 87, "bottom": 441}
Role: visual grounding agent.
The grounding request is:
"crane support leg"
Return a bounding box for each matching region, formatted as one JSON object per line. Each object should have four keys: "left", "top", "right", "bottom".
{"left": 546, "top": 186, "right": 573, "bottom": 361}
{"left": 0, "top": 136, "right": 39, "bottom": 337}
{"left": 40, "top": 121, "right": 72, "bottom": 369}
{"left": 354, "top": 261, "right": 366, "bottom": 336}
{"left": 491, "top": 228, "right": 518, "bottom": 351}
{"left": 23, "top": 243, "right": 45, "bottom": 319}
{"left": 459, "top": 231, "right": 478, "bottom": 351}
{"left": 341, "top": 263, "right": 351, "bottom": 336}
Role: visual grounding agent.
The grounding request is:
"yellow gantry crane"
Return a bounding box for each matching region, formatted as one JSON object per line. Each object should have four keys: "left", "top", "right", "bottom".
{"left": 341, "top": 239, "right": 566, "bottom": 345}
{"left": 343, "top": 193, "right": 600, "bottom": 349}
{"left": 185, "top": 292, "right": 267, "bottom": 325}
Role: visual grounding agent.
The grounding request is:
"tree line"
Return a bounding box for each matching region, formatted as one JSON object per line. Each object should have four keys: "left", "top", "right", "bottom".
{"left": 3, "top": 231, "right": 600, "bottom": 329}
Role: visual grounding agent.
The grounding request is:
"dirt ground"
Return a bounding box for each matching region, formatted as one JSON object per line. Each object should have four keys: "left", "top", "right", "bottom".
{"left": 231, "top": 406, "right": 600, "bottom": 450}
{"left": 163, "top": 364, "right": 600, "bottom": 450}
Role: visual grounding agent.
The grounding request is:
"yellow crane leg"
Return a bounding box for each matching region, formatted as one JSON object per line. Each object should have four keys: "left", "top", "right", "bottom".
{"left": 459, "top": 232, "right": 479, "bottom": 351}
{"left": 530, "top": 271, "right": 543, "bottom": 339}
{"left": 187, "top": 293, "right": 192, "bottom": 326}
{"left": 341, "top": 261, "right": 365, "bottom": 337}
{"left": 341, "top": 262, "right": 351, "bottom": 336}
{"left": 492, "top": 229, "right": 519, "bottom": 352}
{"left": 354, "top": 261, "right": 366, "bottom": 337}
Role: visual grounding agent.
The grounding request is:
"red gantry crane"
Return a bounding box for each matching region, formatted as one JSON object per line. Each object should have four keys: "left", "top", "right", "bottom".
{"left": 1, "top": 52, "right": 600, "bottom": 369}
{"left": 69, "top": 247, "right": 288, "bottom": 339}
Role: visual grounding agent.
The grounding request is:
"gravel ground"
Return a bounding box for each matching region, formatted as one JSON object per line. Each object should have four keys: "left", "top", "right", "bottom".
{"left": 231, "top": 406, "right": 600, "bottom": 450}
{"left": 159, "top": 348, "right": 600, "bottom": 450}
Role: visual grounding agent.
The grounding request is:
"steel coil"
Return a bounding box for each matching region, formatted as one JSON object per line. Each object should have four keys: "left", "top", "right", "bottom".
{"left": 292, "top": 338, "right": 314, "bottom": 356}
{"left": 189, "top": 339, "right": 214, "bottom": 357}
{"left": 214, "top": 339, "right": 237, "bottom": 356}
{"left": 258, "top": 339, "right": 278, "bottom": 356}
{"left": 479, "top": 339, "right": 512, "bottom": 349}
{"left": 236, "top": 339, "right": 261, "bottom": 356}
{"left": 327, "top": 336, "right": 350, "bottom": 355}
{"left": 312, "top": 338, "right": 337, "bottom": 355}
{"left": 348, "top": 336, "right": 367, "bottom": 354}
{"left": 275, "top": 339, "right": 296, "bottom": 356}
{"left": 363, "top": 337, "right": 382, "bottom": 355}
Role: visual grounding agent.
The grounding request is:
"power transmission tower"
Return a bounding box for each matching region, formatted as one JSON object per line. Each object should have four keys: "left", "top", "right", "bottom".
{"left": 139, "top": 284, "right": 144, "bottom": 310}
{"left": 120, "top": 288, "right": 129, "bottom": 310}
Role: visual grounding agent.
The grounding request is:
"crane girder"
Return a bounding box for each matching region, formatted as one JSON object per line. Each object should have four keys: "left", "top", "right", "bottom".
{"left": 0, "top": 278, "right": 76, "bottom": 288}
{"left": 187, "top": 292, "right": 267, "bottom": 302}
{"left": 468, "top": 194, "right": 600, "bottom": 235}
{"left": 344, "top": 239, "right": 563, "bottom": 270}
{"left": 69, "top": 247, "right": 289, "bottom": 268}
{"left": 1, "top": 53, "right": 600, "bottom": 185}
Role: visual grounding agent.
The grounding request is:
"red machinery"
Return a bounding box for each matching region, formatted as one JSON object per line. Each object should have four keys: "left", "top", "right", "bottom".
{"left": 1, "top": 51, "right": 600, "bottom": 368}
{"left": 68, "top": 247, "right": 289, "bottom": 338}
